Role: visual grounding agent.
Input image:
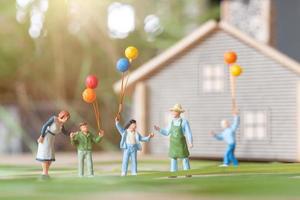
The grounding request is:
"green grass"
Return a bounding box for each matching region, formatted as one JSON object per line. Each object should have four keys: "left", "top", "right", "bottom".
{"left": 1, "top": 160, "right": 300, "bottom": 200}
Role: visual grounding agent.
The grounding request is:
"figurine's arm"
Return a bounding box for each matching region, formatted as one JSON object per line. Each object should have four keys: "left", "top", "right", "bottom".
{"left": 214, "top": 132, "right": 224, "bottom": 141}
{"left": 115, "top": 122, "right": 125, "bottom": 136}
{"left": 40, "top": 116, "right": 55, "bottom": 137}
{"left": 138, "top": 133, "right": 151, "bottom": 142}
{"left": 154, "top": 122, "right": 171, "bottom": 136}
{"left": 92, "top": 130, "right": 104, "bottom": 144}
{"left": 61, "top": 126, "right": 69, "bottom": 136}
{"left": 70, "top": 132, "right": 79, "bottom": 146}
{"left": 183, "top": 120, "right": 193, "bottom": 146}
{"left": 230, "top": 115, "right": 240, "bottom": 132}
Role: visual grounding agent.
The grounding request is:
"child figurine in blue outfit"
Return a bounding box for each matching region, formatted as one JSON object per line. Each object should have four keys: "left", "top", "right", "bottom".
{"left": 115, "top": 117, "right": 154, "bottom": 176}
{"left": 210, "top": 107, "right": 240, "bottom": 167}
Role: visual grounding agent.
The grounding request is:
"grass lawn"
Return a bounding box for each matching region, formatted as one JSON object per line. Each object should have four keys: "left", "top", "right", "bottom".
{"left": 1, "top": 158, "right": 300, "bottom": 200}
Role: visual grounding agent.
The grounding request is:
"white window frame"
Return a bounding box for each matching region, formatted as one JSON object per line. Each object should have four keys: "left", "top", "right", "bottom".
{"left": 242, "top": 110, "right": 269, "bottom": 141}
{"left": 201, "top": 64, "right": 225, "bottom": 94}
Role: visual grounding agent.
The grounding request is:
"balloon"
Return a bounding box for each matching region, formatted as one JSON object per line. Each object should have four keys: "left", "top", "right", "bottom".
{"left": 116, "top": 58, "right": 130, "bottom": 72}
{"left": 82, "top": 88, "right": 96, "bottom": 103}
{"left": 224, "top": 51, "right": 237, "bottom": 64}
{"left": 230, "top": 65, "right": 243, "bottom": 77}
{"left": 85, "top": 75, "right": 98, "bottom": 89}
{"left": 125, "top": 46, "right": 138, "bottom": 61}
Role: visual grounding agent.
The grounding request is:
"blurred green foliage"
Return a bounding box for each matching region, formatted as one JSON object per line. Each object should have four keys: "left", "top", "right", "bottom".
{"left": 0, "top": 0, "right": 219, "bottom": 151}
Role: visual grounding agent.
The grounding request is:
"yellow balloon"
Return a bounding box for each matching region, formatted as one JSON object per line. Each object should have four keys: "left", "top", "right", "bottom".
{"left": 230, "top": 65, "right": 243, "bottom": 77}
{"left": 125, "top": 46, "right": 138, "bottom": 61}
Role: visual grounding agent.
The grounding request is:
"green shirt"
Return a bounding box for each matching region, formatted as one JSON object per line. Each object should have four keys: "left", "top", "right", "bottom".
{"left": 71, "top": 131, "right": 102, "bottom": 151}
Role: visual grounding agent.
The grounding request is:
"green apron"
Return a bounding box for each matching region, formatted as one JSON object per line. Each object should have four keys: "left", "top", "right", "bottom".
{"left": 169, "top": 119, "right": 190, "bottom": 158}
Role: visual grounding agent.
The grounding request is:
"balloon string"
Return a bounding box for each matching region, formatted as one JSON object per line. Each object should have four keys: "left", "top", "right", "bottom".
{"left": 116, "top": 73, "right": 125, "bottom": 118}
{"left": 121, "top": 71, "right": 130, "bottom": 104}
{"left": 116, "top": 71, "right": 130, "bottom": 118}
{"left": 120, "top": 72, "right": 124, "bottom": 101}
{"left": 229, "top": 65, "right": 237, "bottom": 111}
{"left": 92, "top": 102, "right": 98, "bottom": 130}
{"left": 95, "top": 100, "right": 101, "bottom": 129}
{"left": 92, "top": 101, "right": 100, "bottom": 131}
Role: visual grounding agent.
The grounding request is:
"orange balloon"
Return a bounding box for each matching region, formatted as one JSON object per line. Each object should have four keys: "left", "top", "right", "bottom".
{"left": 82, "top": 88, "right": 96, "bottom": 103}
{"left": 224, "top": 51, "right": 237, "bottom": 64}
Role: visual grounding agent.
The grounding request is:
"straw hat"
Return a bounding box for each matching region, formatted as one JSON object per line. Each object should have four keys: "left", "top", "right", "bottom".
{"left": 169, "top": 104, "right": 185, "bottom": 113}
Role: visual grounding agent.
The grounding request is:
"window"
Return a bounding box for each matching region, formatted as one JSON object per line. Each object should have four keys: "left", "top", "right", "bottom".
{"left": 243, "top": 111, "right": 268, "bottom": 140}
{"left": 202, "top": 64, "right": 225, "bottom": 93}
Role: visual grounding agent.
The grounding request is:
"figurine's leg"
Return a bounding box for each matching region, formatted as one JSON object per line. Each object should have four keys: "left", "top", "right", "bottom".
{"left": 121, "top": 149, "right": 130, "bottom": 176}
{"left": 182, "top": 158, "right": 190, "bottom": 170}
{"left": 130, "top": 150, "right": 137, "bottom": 175}
{"left": 170, "top": 158, "right": 178, "bottom": 172}
{"left": 42, "top": 162, "right": 47, "bottom": 175}
{"left": 230, "top": 144, "right": 238, "bottom": 166}
{"left": 78, "top": 151, "right": 84, "bottom": 177}
{"left": 42, "top": 161, "right": 50, "bottom": 175}
{"left": 86, "top": 151, "right": 94, "bottom": 176}
{"left": 223, "top": 145, "right": 230, "bottom": 165}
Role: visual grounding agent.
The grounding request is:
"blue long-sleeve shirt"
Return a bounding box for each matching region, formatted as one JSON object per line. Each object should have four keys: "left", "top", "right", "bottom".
{"left": 115, "top": 122, "right": 151, "bottom": 150}
{"left": 159, "top": 117, "right": 193, "bottom": 145}
{"left": 214, "top": 115, "right": 240, "bottom": 145}
{"left": 40, "top": 116, "right": 68, "bottom": 137}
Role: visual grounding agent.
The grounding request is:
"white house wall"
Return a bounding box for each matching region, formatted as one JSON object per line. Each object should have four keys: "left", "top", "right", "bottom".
{"left": 144, "top": 30, "right": 300, "bottom": 161}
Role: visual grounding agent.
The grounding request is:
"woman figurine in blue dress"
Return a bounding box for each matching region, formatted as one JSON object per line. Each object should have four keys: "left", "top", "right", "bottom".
{"left": 36, "top": 110, "right": 71, "bottom": 178}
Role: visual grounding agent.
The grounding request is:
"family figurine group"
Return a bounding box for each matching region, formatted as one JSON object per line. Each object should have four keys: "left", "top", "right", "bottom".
{"left": 36, "top": 103, "right": 240, "bottom": 178}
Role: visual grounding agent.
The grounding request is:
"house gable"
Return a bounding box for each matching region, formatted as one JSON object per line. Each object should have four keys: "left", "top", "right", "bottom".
{"left": 113, "top": 20, "right": 300, "bottom": 93}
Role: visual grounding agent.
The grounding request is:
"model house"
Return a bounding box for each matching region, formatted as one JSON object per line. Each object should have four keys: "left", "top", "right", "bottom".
{"left": 113, "top": 0, "right": 300, "bottom": 161}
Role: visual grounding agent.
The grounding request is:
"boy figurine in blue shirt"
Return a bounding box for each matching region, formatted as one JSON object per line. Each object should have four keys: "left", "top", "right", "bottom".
{"left": 210, "top": 108, "right": 240, "bottom": 167}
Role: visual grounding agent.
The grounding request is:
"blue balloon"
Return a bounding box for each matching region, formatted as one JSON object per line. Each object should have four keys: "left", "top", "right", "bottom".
{"left": 116, "top": 58, "right": 130, "bottom": 72}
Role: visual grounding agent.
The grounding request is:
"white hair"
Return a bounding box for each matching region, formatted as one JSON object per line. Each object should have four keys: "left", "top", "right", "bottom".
{"left": 221, "top": 119, "right": 230, "bottom": 129}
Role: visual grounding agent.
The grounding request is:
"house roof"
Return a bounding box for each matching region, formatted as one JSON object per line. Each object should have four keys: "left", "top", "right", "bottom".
{"left": 113, "top": 20, "right": 300, "bottom": 93}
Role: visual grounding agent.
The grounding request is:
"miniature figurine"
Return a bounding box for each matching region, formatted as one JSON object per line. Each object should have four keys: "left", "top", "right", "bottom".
{"left": 154, "top": 104, "right": 193, "bottom": 178}
{"left": 115, "top": 117, "right": 154, "bottom": 176}
{"left": 210, "top": 106, "right": 240, "bottom": 167}
{"left": 36, "top": 110, "right": 71, "bottom": 178}
{"left": 70, "top": 122, "right": 104, "bottom": 177}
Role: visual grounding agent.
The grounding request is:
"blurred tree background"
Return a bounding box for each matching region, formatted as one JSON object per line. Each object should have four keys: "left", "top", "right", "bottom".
{"left": 0, "top": 0, "right": 220, "bottom": 153}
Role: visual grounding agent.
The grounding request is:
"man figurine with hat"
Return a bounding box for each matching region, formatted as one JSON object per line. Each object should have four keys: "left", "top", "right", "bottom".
{"left": 154, "top": 104, "right": 193, "bottom": 178}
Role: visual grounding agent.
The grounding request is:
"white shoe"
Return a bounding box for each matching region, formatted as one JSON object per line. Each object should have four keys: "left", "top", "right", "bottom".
{"left": 219, "top": 164, "right": 229, "bottom": 167}
{"left": 131, "top": 173, "right": 137, "bottom": 176}
{"left": 121, "top": 173, "right": 126, "bottom": 177}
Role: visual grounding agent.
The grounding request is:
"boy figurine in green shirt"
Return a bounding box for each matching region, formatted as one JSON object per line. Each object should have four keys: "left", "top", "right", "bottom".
{"left": 70, "top": 122, "right": 104, "bottom": 177}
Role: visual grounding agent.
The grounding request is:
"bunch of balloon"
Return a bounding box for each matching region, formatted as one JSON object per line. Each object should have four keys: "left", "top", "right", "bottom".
{"left": 82, "top": 75, "right": 101, "bottom": 131}
{"left": 116, "top": 46, "right": 139, "bottom": 119}
{"left": 224, "top": 51, "right": 244, "bottom": 110}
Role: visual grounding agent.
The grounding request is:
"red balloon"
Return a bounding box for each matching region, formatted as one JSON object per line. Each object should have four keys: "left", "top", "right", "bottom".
{"left": 85, "top": 75, "right": 98, "bottom": 89}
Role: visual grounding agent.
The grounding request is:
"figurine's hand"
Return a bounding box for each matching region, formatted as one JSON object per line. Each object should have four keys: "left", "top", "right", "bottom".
{"left": 98, "top": 130, "right": 105, "bottom": 137}
{"left": 154, "top": 125, "right": 160, "bottom": 131}
{"left": 70, "top": 132, "right": 76, "bottom": 138}
{"left": 232, "top": 107, "right": 239, "bottom": 115}
{"left": 188, "top": 143, "right": 193, "bottom": 148}
{"left": 37, "top": 136, "right": 44, "bottom": 144}
{"left": 149, "top": 132, "right": 154, "bottom": 138}
{"left": 115, "top": 116, "right": 120, "bottom": 123}
{"left": 209, "top": 131, "right": 215, "bottom": 137}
